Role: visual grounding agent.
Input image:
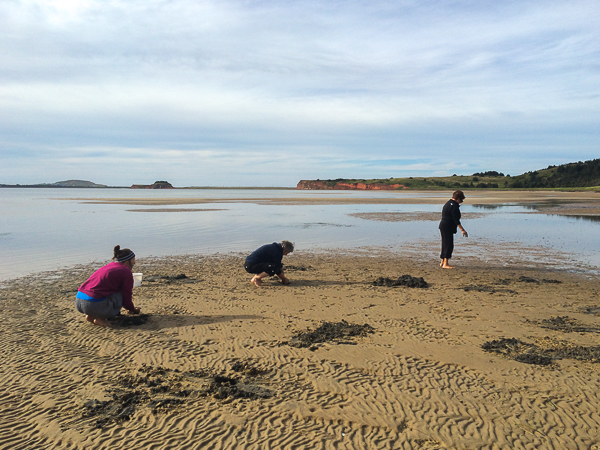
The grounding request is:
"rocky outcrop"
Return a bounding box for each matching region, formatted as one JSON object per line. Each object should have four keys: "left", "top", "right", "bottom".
{"left": 131, "top": 181, "right": 174, "bottom": 189}
{"left": 296, "top": 180, "right": 406, "bottom": 190}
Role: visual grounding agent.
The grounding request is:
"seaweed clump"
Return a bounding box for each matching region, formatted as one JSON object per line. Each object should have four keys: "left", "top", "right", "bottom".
{"left": 289, "top": 320, "right": 375, "bottom": 349}
{"left": 482, "top": 337, "right": 600, "bottom": 366}
{"left": 205, "top": 375, "right": 272, "bottom": 400}
{"left": 482, "top": 338, "right": 553, "bottom": 366}
{"left": 144, "top": 274, "right": 194, "bottom": 284}
{"left": 80, "top": 361, "right": 272, "bottom": 428}
{"left": 373, "top": 275, "right": 428, "bottom": 288}
{"left": 536, "top": 316, "right": 600, "bottom": 333}
{"left": 518, "top": 276, "right": 562, "bottom": 284}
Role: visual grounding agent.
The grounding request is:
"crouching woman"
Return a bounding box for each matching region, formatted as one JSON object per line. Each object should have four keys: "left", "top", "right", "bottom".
{"left": 75, "top": 245, "right": 141, "bottom": 327}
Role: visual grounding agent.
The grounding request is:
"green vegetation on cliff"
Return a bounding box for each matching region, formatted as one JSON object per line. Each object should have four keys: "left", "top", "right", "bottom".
{"left": 310, "top": 159, "right": 600, "bottom": 190}
{"left": 509, "top": 159, "right": 600, "bottom": 189}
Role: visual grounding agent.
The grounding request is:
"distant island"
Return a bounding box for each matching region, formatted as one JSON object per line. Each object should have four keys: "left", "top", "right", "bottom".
{"left": 0, "top": 180, "right": 174, "bottom": 189}
{"left": 0, "top": 179, "right": 108, "bottom": 188}
{"left": 130, "top": 181, "right": 174, "bottom": 189}
{"left": 297, "top": 158, "right": 600, "bottom": 191}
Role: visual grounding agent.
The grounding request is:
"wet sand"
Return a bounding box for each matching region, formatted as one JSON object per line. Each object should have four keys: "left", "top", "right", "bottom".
{"left": 1, "top": 249, "right": 600, "bottom": 449}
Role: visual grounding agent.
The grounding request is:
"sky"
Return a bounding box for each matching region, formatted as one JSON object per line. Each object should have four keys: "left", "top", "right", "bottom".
{"left": 1, "top": 0, "right": 599, "bottom": 187}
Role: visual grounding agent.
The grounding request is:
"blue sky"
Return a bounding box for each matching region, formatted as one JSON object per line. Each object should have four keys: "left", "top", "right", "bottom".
{"left": 1, "top": 0, "right": 598, "bottom": 187}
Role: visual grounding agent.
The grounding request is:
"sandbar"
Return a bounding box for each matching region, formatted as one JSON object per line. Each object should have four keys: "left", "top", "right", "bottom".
{"left": 63, "top": 190, "right": 600, "bottom": 218}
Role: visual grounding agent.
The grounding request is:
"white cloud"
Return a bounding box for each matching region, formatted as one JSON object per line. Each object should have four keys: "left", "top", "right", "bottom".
{"left": 1, "top": 0, "right": 599, "bottom": 185}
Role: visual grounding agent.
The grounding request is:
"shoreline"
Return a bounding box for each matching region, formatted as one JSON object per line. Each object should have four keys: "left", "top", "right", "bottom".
{"left": 2, "top": 250, "right": 600, "bottom": 448}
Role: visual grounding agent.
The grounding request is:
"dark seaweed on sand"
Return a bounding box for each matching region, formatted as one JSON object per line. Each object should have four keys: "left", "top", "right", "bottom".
{"left": 580, "top": 305, "right": 600, "bottom": 316}
{"left": 373, "top": 275, "right": 428, "bottom": 288}
{"left": 80, "top": 362, "right": 272, "bottom": 428}
{"left": 206, "top": 375, "right": 273, "bottom": 400}
{"left": 482, "top": 338, "right": 553, "bottom": 366}
{"left": 518, "top": 276, "right": 562, "bottom": 284}
{"left": 461, "top": 284, "right": 518, "bottom": 294}
{"left": 289, "top": 320, "right": 375, "bottom": 348}
{"left": 550, "top": 345, "right": 600, "bottom": 363}
{"left": 144, "top": 273, "right": 196, "bottom": 284}
{"left": 535, "top": 316, "right": 600, "bottom": 333}
{"left": 482, "top": 337, "right": 600, "bottom": 366}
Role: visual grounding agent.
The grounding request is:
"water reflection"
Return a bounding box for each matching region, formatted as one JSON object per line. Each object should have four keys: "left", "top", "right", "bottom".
{"left": 471, "top": 204, "right": 513, "bottom": 210}
{"left": 471, "top": 203, "right": 600, "bottom": 223}
{"left": 1, "top": 189, "right": 600, "bottom": 281}
{"left": 550, "top": 214, "right": 600, "bottom": 223}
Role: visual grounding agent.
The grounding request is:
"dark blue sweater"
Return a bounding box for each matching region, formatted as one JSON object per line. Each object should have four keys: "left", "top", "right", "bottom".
{"left": 245, "top": 242, "right": 283, "bottom": 265}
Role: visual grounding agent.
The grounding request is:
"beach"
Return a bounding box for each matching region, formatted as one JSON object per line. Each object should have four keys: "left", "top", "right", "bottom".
{"left": 1, "top": 248, "right": 600, "bottom": 449}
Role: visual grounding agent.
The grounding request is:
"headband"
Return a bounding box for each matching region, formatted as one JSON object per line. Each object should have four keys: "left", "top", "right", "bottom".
{"left": 116, "top": 251, "right": 135, "bottom": 263}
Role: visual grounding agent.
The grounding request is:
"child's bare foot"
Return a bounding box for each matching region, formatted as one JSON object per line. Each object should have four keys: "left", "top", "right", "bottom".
{"left": 251, "top": 276, "right": 262, "bottom": 287}
{"left": 85, "top": 315, "right": 95, "bottom": 324}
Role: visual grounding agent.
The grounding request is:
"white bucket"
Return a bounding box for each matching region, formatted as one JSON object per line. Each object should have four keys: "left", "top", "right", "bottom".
{"left": 133, "top": 273, "right": 143, "bottom": 287}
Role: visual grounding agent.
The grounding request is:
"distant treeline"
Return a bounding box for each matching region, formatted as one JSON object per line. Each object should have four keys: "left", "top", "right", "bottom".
{"left": 305, "top": 158, "right": 600, "bottom": 190}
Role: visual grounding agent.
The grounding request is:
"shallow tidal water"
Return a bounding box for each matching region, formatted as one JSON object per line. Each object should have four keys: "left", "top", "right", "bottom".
{"left": 1, "top": 188, "right": 599, "bottom": 283}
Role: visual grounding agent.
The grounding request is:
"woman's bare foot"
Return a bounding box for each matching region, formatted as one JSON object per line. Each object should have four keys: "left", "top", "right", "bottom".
{"left": 251, "top": 276, "right": 262, "bottom": 287}
{"left": 86, "top": 315, "right": 109, "bottom": 327}
{"left": 93, "top": 318, "right": 110, "bottom": 327}
{"left": 441, "top": 264, "right": 455, "bottom": 269}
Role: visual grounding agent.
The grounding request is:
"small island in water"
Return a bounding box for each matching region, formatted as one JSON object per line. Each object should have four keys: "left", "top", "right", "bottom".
{"left": 0, "top": 179, "right": 108, "bottom": 188}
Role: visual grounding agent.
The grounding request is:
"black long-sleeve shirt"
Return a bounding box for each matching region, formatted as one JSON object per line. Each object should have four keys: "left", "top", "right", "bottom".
{"left": 439, "top": 199, "right": 461, "bottom": 234}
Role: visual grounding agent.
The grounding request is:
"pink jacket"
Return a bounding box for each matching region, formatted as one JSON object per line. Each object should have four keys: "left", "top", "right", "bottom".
{"left": 78, "top": 262, "right": 135, "bottom": 311}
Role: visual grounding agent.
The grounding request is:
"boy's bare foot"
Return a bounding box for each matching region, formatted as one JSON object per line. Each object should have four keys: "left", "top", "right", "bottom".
{"left": 251, "top": 276, "right": 262, "bottom": 287}
{"left": 85, "top": 315, "right": 95, "bottom": 324}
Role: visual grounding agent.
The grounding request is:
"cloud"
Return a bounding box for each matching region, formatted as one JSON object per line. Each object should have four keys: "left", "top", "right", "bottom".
{"left": 1, "top": 0, "right": 599, "bottom": 185}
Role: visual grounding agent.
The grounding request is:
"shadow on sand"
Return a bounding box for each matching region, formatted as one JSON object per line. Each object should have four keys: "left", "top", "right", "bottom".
{"left": 109, "top": 313, "right": 264, "bottom": 331}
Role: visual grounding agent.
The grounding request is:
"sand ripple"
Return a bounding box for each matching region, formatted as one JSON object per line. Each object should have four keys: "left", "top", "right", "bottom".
{"left": 1, "top": 253, "right": 600, "bottom": 449}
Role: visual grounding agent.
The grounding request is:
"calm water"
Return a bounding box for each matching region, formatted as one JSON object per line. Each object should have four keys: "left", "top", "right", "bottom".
{"left": 1, "top": 188, "right": 599, "bottom": 283}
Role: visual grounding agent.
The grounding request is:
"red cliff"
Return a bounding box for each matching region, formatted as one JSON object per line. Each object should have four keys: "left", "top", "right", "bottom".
{"left": 296, "top": 180, "right": 406, "bottom": 190}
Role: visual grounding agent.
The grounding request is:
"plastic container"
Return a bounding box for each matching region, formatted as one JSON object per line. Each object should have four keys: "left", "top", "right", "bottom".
{"left": 133, "top": 273, "right": 143, "bottom": 287}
